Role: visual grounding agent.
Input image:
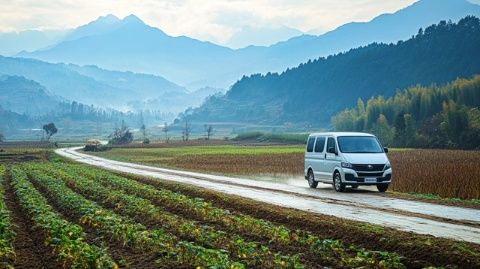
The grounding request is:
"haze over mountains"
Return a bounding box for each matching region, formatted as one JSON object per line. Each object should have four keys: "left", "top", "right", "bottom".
{"left": 0, "top": 56, "right": 221, "bottom": 114}
{"left": 1, "top": 0, "right": 480, "bottom": 138}
{"left": 16, "top": 0, "right": 480, "bottom": 89}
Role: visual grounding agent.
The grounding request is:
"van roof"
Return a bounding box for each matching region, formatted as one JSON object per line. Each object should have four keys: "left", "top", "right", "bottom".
{"left": 308, "top": 132, "right": 375, "bottom": 138}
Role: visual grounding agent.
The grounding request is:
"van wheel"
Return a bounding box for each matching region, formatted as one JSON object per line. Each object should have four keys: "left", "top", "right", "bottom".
{"left": 333, "top": 172, "right": 345, "bottom": 192}
{"left": 307, "top": 170, "right": 318, "bottom": 188}
{"left": 377, "top": 184, "right": 389, "bottom": 192}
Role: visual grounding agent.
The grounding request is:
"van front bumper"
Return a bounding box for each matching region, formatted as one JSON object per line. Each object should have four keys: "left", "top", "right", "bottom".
{"left": 342, "top": 168, "right": 392, "bottom": 184}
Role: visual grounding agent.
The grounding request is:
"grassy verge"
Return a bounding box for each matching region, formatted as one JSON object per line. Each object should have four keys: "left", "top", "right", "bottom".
{"left": 233, "top": 132, "right": 308, "bottom": 144}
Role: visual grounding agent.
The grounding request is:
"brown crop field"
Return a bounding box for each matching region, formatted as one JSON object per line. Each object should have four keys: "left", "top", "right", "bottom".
{"left": 1, "top": 154, "right": 479, "bottom": 268}
{"left": 92, "top": 146, "right": 480, "bottom": 200}
{"left": 388, "top": 150, "right": 480, "bottom": 200}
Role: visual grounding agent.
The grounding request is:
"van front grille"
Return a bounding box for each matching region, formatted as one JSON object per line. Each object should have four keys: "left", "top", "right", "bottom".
{"left": 352, "top": 164, "right": 385, "bottom": 172}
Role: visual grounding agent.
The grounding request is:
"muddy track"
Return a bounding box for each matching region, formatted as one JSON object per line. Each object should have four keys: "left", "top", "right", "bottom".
{"left": 27, "top": 175, "right": 161, "bottom": 269}
{"left": 3, "top": 168, "right": 58, "bottom": 269}
{"left": 57, "top": 148, "right": 480, "bottom": 242}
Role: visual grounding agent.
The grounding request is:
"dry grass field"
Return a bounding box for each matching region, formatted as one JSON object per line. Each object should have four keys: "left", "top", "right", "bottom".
{"left": 91, "top": 146, "right": 480, "bottom": 200}
{"left": 388, "top": 150, "right": 480, "bottom": 200}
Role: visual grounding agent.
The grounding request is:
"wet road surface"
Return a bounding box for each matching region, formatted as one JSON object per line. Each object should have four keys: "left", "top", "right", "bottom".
{"left": 56, "top": 147, "right": 480, "bottom": 244}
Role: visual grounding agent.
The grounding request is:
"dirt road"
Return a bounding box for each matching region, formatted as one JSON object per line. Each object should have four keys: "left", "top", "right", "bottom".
{"left": 56, "top": 147, "right": 480, "bottom": 244}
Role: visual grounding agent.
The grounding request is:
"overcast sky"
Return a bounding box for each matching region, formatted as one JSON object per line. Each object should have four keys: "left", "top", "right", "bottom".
{"left": 0, "top": 0, "right": 444, "bottom": 45}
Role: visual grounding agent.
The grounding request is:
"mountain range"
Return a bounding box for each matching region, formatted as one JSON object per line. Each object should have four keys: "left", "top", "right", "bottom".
{"left": 180, "top": 16, "right": 480, "bottom": 127}
{"left": 16, "top": 0, "right": 480, "bottom": 89}
{"left": 0, "top": 56, "right": 220, "bottom": 114}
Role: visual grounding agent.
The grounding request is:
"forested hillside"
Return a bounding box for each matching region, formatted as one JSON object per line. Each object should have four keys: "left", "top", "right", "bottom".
{"left": 332, "top": 76, "right": 480, "bottom": 149}
{"left": 0, "top": 75, "right": 168, "bottom": 138}
{"left": 181, "top": 17, "right": 480, "bottom": 127}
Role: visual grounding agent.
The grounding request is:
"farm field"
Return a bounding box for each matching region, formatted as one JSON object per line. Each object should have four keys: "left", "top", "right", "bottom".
{"left": 1, "top": 154, "right": 480, "bottom": 268}
{"left": 90, "top": 145, "right": 480, "bottom": 201}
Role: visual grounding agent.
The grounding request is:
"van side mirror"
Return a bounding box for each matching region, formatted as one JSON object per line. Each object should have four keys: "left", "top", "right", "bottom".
{"left": 384, "top": 147, "right": 389, "bottom": 153}
{"left": 327, "top": 147, "right": 336, "bottom": 154}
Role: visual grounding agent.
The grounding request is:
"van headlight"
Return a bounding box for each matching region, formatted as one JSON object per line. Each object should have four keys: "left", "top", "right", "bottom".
{"left": 385, "top": 162, "right": 391, "bottom": 170}
{"left": 341, "top": 162, "right": 353, "bottom": 168}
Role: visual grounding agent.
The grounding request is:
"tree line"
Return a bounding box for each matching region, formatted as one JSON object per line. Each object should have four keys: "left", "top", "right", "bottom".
{"left": 332, "top": 75, "right": 480, "bottom": 149}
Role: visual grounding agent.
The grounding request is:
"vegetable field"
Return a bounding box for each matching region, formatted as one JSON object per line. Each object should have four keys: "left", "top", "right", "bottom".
{"left": 0, "top": 161, "right": 411, "bottom": 268}
{"left": 91, "top": 146, "right": 480, "bottom": 200}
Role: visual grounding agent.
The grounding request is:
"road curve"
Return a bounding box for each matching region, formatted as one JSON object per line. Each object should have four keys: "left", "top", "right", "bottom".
{"left": 56, "top": 147, "right": 480, "bottom": 244}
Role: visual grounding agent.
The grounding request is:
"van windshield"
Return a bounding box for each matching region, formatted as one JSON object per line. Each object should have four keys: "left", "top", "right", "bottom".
{"left": 337, "top": 136, "right": 383, "bottom": 153}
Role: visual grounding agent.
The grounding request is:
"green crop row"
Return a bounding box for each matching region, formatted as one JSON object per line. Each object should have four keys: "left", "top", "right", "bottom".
{"left": 21, "top": 164, "right": 244, "bottom": 269}
{"left": 10, "top": 166, "right": 117, "bottom": 269}
{"left": 28, "top": 163, "right": 303, "bottom": 268}
{"left": 0, "top": 165, "right": 15, "bottom": 269}
{"left": 50, "top": 162, "right": 406, "bottom": 269}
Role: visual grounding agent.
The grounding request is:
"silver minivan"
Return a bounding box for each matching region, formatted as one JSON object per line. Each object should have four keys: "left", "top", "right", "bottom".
{"left": 304, "top": 132, "right": 392, "bottom": 192}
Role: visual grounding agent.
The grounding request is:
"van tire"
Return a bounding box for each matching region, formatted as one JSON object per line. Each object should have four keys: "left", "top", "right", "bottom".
{"left": 377, "top": 184, "right": 389, "bottom": 192}
{"left": 307, "top": 170, "right": 318, "bottom": 188}
{"left": 333, "top": 172, "right": 345, "bottom": 192}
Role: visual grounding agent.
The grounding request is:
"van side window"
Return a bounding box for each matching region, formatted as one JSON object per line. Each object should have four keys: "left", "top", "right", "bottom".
{"left": 327, "top": 137, "right": 336, "bottom": 153}
{"left": 314, "top": 137, "right": 326, "bottom": 153}
{"left": 306, "top": 137, "right": 315, "bottom": 152}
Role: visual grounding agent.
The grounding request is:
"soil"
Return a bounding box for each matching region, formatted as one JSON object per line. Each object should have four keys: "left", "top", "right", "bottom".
{"left": 28, "top": 176, "right": 163, "bottom": 269}
{"left": 62, "top": 178, "right": 322, "bottom": 268}
{"left": 0, "top": 154, "right": 40, "bottom": 163}
{"left": 3, "top": 168, "right": 58, "bottom": 269}
{"left": 124, "top": 173, "right": 480, "bottom": 269}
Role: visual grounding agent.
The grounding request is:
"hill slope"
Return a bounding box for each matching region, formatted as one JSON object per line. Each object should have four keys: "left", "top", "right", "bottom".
{"left": 0, "top": 56, "right": 186, "bottom": 109}
{"left": 0, "top": 75, "right": 63, "bottom": 115}
{"left": 181, "top": 16, "right": 480, "bottom": 127}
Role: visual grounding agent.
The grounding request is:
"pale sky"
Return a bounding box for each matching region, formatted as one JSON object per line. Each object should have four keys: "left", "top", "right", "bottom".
{"left": 0, "top": 0, "right": 426, "bottom": 44}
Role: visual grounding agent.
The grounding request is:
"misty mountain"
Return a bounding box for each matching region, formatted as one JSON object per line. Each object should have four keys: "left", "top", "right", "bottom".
{"left": 18, "top": 0, "right": 480, "bottom": 88}
{"left": 180, "top": 17, "right": 480, "bottom": 127}
{"left": 128, "top": 87, "right": 223, "bottom": 114}
{"left": 63, "top": 14, "right": 121, "bottom": 41}
{"left": 0, "top": 29, "right": 67, "bottom": 56}
{"left": 0, "top": 75, "right": 170, "bottom": 138}
{"left": 239, "top": 0, "right": 480, "bottom": 70}
{"left": 225, "top": 25, "right": 303, "bottom": 49}
{"left": 18, "top": 15, "right": 234, "bottom": 89}
{"left": 0, "top": 75, "right": 63, "bottom": 115}
{"left": 64, "top": 64, "right": 187, "bottom": 98}
{"left": 0, "top": 56, "right": 187, "bottom": 109}
{"left": 0, "top": 105, "right": 33, "bottom": 134}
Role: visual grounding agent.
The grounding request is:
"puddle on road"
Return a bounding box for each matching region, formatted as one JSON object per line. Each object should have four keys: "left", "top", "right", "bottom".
{"left": 245, "top": 174, "right": 306, "bottom": 187}
{"left": 243, "top": 173, "right": 379, "bottom": 191}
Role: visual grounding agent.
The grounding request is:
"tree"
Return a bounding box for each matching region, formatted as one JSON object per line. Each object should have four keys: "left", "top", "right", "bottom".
{"left": 140, "top": 124, "right": 149, "bottom": 144}
{"left": 182, "top": 121, "right": 192, "bottom": 141}
{"left": 204, "top": 124, "right": 213, "bottom": 140}
{"left": 404, "top": 113, "right": 416, "bottom": 147}
{"left": 108, "top": 121, "right": 133, "bottom": 145}
{"left": 372, "top": 114, "right": 394, "bottom": 146}
{"left": 0, "top": 133, "right": 4, "bottom": 142}
{"left": 163, "top": 122, "right": 170, "bottom": 143}
{"left": 140, "top": 124, "right": 146, "bottom": 139}
{"left": 42, "top": 123, "right": 58, "bottom": 141}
